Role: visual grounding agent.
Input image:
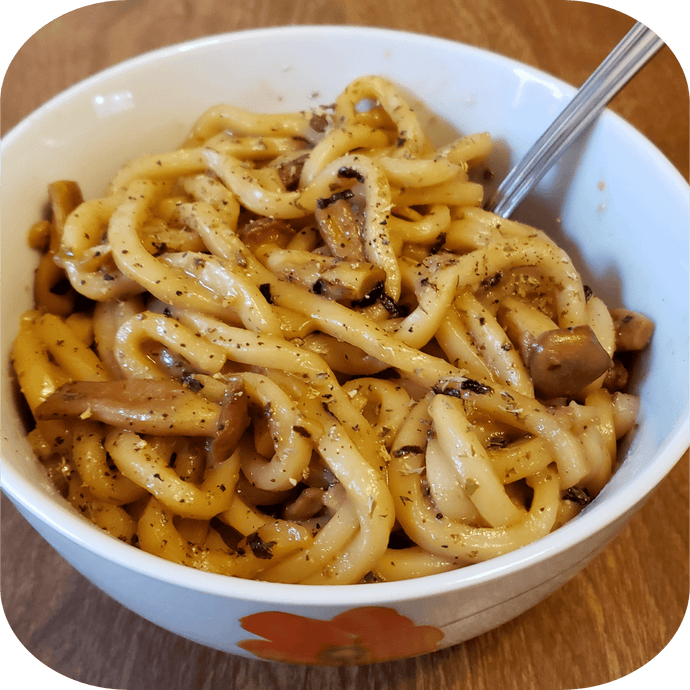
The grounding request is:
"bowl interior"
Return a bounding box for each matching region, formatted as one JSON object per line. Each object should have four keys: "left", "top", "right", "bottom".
{"left": 2, "top": 26, "right": 688, "bottom": 604}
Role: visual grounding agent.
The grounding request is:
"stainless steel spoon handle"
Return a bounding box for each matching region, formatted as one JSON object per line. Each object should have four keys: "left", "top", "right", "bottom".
{"left": 485, "top": 22, "right": 665, "bottom": 218}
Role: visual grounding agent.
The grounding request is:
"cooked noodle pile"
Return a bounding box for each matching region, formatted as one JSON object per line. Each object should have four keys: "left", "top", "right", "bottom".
{"left": 12, "top": 76, "right": 654, "bottom": 584}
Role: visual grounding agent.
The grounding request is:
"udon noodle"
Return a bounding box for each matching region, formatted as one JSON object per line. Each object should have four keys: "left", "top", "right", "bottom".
{"left": 12, "top": 76, "right": 654, "bottom": 584}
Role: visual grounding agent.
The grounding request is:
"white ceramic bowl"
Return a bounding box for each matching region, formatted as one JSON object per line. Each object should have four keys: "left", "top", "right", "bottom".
{"left": 2, "top": 26, "right": 688, "bottom": 665}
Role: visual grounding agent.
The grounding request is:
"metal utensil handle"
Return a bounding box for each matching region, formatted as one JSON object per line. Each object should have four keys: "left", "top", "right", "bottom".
{"left": 486, "top": 22, "right": 665, "bottom": 218}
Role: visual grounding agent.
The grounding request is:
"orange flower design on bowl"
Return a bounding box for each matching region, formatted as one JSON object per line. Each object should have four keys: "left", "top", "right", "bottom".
{"left": 238, "top": 606, "right": 444, "bottom": 665}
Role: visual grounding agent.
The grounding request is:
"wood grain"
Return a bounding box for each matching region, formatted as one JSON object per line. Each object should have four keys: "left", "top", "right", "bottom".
{"left": 2, "top": 2, "right": 688, "bottom": 689}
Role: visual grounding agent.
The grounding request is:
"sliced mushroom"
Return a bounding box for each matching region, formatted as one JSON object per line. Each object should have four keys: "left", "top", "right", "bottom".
{"left": 282, "top": 487, "right": 326, "bottom": 521}
{"left": 35, "top": 379, "right": 220, "bottom": 436}
{"left": 239, "top": 217, "right": 295, "bottom": 253}
{"left": 610, "top": 308, "right": 654, "bottom": 351}
{"left": 210, "top": 379, "right": 251, "bottom": 465}
{"left": 528, "top": 325, "right": 613, "bottom": 399}
{"left": 319, "top": 261, "right": 388, "bottom": 302}
{"left": 314, "top": 198, "right": 367, "bottom": 261}
{"left": 302, "top": 454, "right": 338, "bottom": 490}
{"left": 603, "top": 357, "right": 629, "bottom": 392}
{"left": 274, "top": 152, "right": 309, "bottom": 191}
{"left": 235, "top": 468, "right": 297, "bottom": 507}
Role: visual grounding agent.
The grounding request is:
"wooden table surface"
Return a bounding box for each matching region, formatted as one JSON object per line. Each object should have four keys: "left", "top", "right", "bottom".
{"left": 2, "top": 2, "right": 688, "bottom": 689}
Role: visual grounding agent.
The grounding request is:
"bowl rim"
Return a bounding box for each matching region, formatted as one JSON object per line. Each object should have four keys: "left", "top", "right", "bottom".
{"left": 2, "top": 24, "right": 688, "bottom": 609}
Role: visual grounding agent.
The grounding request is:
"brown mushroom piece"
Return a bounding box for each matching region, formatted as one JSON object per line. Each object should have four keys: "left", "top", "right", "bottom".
{"left": 603, "top": 357, "right": 629, "bottom": 392}
{"left": 528, "top": 325, "right": 613, "bottom": 399}
{"left": 314, "top": 198, "right": 367, "bottom": 261}
{"left": 209, "top": 379, "right": 251, "bottom": 466}
{"left": 274, "top": 152, "right": 309, "bottom": 191}
{"left": 235, "top": 470, "right": 297, "bottom": 507}
{"left": 239, "top": 217, "right": 295, "bottom": 253}
{"left": 35, "top": 379, "right": 220, "bottom": 436}
{"left": 282, "top": 487, "right": 326, "bottom": 522}
{"left": 610, "top": 308, "right": 654, "bottom": 351}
